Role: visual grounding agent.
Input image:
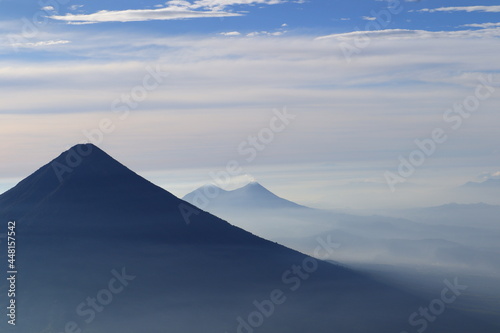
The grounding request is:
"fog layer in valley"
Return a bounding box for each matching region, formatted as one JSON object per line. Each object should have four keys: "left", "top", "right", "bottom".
{"left": 184, "top": 182, "right": 500, "bottom": 328}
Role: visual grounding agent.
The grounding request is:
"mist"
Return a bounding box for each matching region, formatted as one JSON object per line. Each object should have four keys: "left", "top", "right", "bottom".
{"left": 183, "top": 183, "right": 500, "bottom": 329}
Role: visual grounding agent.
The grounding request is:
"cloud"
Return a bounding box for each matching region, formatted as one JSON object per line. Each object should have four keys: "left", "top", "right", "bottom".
{"left": 463, "top": 22, "right": 500, "bottom": 29}
{"left": 362, "top": 16, "right": 377, "bottom": 21}
{"left": 220, "top": 31, "right": 241, "bottom": 36}
{"left": 316, "top": 29, "right": 421, "bottom": 40}
{"left": 315, "top": 28, "right": 500, "bottom": 40}
{"left": 246, "top": 30, "right": 285, "bottom": 37}
{"left": 1, "top": 32, "right": 500, "bottom": 200}
{"left": 69, "top": 4, "right": 84, "bottom": 11}
{"left": 49, "top": 0, "right": 292, "bottom": 23}
{"left": 478, "top": 171, "right": 500, "bottom": 181}
{"left": 418, "top": 6, "right": 500, "bottom": 13}
{"left": 9, "top": 40, "right": 70, "bottom": 48}
{"left": 50, "top": 7, "right": 242, "bottom": 23}
{"left": 187, "top": 0, "right": 286, "bottom": 11}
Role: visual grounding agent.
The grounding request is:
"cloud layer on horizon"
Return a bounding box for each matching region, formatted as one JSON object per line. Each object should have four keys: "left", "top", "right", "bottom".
{"left": 1, "top": 33, "right": 499, "bottom": 181}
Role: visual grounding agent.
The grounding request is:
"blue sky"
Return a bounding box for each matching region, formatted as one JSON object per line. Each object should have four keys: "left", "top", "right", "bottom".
{"left": 2, "top": 0, "right": 500, "bottom": 61}
{"left": 1, "top": 0, "right": 500, "bottom": 209}
{"left": 2, "top": 1, "right": 500, "bottom": 42}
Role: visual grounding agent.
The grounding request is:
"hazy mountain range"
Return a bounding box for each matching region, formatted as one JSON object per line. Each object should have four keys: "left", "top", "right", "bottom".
{"left": 183, "top": 182, "right": 500, "bottom": 257}
{"left": 184, "top": 179, "right": 500, "bottom": 327}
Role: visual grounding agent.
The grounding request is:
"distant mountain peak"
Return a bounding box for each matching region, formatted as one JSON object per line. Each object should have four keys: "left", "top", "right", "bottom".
{"left": 183, "top": 181, "right": 308, "bottom": 210}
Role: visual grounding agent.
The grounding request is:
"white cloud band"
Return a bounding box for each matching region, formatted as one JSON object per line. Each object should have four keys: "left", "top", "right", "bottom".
{"left": 419, "top": 6, "right": 500, "bottom": 13}
{"left": 50, "top": 7, "right": 242, "bottom": 23}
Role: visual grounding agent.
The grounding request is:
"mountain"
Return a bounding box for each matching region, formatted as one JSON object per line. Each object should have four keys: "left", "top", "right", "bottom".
{"left": 0, "top": 144, "right": 497, "bottom": 333}
{"left": 183, "top": 181, "right": 308, "bottom": 210}
{"left": 182, "top": 182, "right": 500, "bottom": 261}
{"left": 183, "top": 182, "right": 323, "bottom": 238}
{"left": 0, "top": 144, "right": 262, "bottom": 243}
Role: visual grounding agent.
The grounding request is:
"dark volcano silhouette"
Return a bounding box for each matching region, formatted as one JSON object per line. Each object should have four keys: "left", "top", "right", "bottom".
{"left": 0, "top": 144, "right": 497, "bottom": 333}
{"left": 0, "top": 144, "right": 266, "bottom": 243}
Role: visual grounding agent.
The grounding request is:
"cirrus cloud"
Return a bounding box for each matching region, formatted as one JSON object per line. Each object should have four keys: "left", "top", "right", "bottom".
{"left": 418, "top": 6, "right": 500, "bottom": 13}
{"left": 463, "top": 22, "right": 500, "bottom": 29}
{"left": 50, "top": 7, "right": 242, "bottom": 23}
{"left": 50, "top": 0, "right": 290, "bottom": 24}
{"left": 315, "top": 28, "right": 500, "bottom": 40}
{"left": 186, "top": 0, "right": 287, "bottom": 11}
{"left": 9, "top": 39, "right": 70, "bottom": 48}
